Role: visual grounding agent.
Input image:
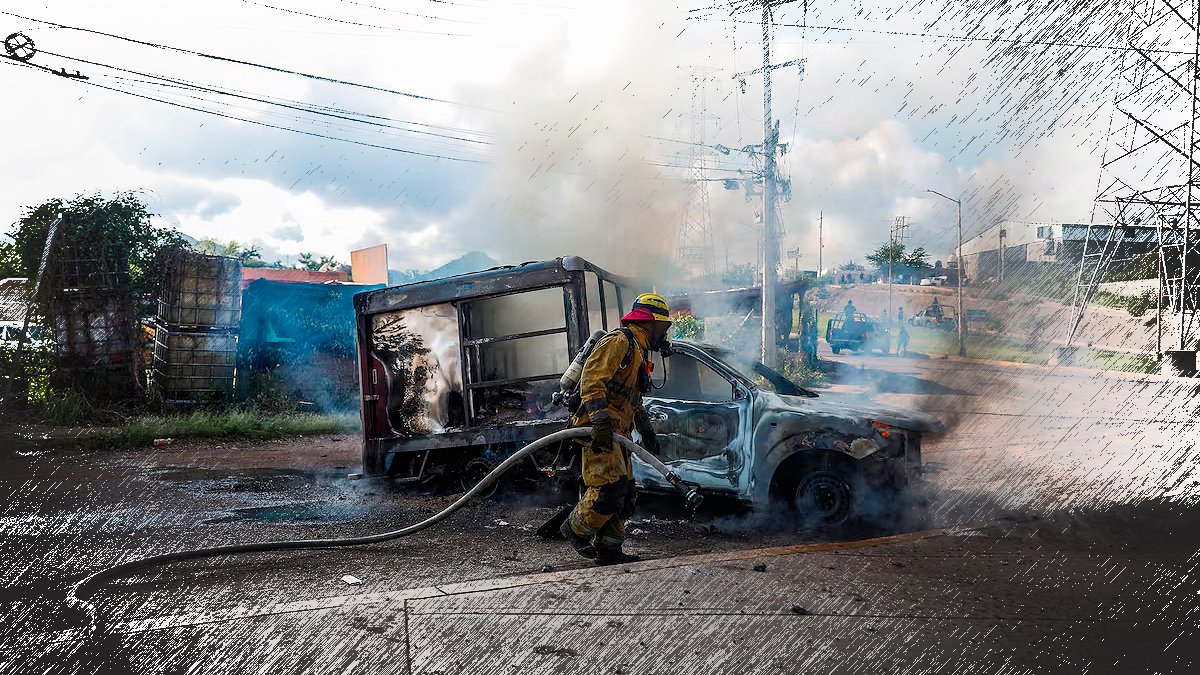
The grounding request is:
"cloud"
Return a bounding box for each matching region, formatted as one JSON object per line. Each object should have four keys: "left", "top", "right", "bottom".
{"left": 270, "top": 223, "right": 303, "bottom": 242}
{"left": 0, "top": 0, "right": 1118, "bottom": 280}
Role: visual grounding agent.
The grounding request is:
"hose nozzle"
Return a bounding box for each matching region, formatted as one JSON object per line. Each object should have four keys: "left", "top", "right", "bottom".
{"left": 665, "top": 471, "right": 704, "bottom": 511}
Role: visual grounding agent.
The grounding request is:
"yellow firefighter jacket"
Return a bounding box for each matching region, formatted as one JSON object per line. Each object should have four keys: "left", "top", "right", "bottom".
{"left": 570, "top": 323, "right": 651, "bottom": 437}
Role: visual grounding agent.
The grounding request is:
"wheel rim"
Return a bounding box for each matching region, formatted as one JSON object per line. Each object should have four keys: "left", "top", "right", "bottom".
{"left": 461, "top": 457, "right": 500, "bottom": 496}
{"left": 795, "top": 472, "right": 852, "bottom": 525}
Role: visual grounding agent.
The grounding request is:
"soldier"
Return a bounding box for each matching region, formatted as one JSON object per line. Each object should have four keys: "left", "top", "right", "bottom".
{"left": 843, "top": 299, "right": 858, "bottom": 322}
{"left": 561, "top": 293, "right": 671, "bottom": 565}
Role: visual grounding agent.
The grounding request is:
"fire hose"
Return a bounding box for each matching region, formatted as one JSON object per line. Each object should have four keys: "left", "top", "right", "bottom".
{"left": 67, "top": 427, "right": 703, "bottom": 634}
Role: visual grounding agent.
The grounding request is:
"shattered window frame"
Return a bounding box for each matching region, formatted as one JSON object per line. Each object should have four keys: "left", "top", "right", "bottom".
{"left": 460, "top": 285, "right": 573, "bottom": 426}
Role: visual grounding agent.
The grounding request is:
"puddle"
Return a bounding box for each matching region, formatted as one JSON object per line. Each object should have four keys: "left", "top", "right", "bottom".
{"left": 156, "top": 467, "right": 308, "bottom": 481}
{"left": 201, "top": 502, "right": 368, "bottom": 525}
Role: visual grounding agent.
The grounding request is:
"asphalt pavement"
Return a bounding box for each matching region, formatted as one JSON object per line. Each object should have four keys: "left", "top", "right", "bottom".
{"left": 3, "top": 348, "right": 1198, "bottom": 674}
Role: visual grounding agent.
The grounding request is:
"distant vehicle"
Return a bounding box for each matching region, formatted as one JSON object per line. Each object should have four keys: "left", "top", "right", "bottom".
{"left": 908, "top": 306, "right": 956, "bottom": 330}
{"left": 825, "top": 313, "right": 890, "bottom": 354}
{"left": 919, "top": 276, "right": 949, "bottom": 286}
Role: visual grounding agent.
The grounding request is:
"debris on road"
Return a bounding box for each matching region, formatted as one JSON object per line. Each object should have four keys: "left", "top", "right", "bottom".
{"left": 532, "top": 645, "right": 579, "bottom": 657}
{"left": 790, "top": 604, "right": 809, "bottom": 615}
{"left": 752, "top": 563, "right": 768, "bottom": 572}
{"left": 340, "top": 575, "right": 363, "bottom": 586}
{"left": 347, "top": 473, "right": 362, "bottom": 480}
{"left": 153, "top": 438, "right": 174, "bottom": 446}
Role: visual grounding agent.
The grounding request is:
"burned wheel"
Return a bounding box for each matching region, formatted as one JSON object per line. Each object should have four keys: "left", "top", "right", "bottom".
{"left": 460, "top": 455, "right": 501, "bottom": 498}
{"left": 794, "top": 470, "right": 854, "bottom": 526}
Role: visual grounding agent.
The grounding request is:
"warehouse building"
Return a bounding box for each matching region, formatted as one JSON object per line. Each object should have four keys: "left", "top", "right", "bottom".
{"left": 958, "top": 221, "right": 1159, "bottom": 282}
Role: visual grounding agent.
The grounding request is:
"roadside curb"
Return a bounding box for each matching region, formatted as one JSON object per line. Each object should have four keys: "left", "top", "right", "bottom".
{"left": 930, "top": 353, "right": 1196, "bottom": 383}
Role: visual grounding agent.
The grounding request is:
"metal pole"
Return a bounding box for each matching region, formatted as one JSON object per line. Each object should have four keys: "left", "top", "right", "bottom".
{"left": 1182, "top": 0, "right": 1199, "bottom": 351}
{"left": 818, "top": 210, "right": 823, "bottom": 277}
{"left": 3, "top": 214, "right": 64, "bottom": 402}
{"left": 957, "top": 198, "right": 965, "bottom": 356}
{"left": 887, "top": 228, "right": 894, "bottom": 321}
{"left": 760, "top": 3, "right": 779, "bottom": 368}
{"left": 923, "top": 189, "right": 965, "bottom": 356}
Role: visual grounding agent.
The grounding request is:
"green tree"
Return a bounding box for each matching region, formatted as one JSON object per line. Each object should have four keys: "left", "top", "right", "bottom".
{"left": 839, "top": 260, "right": 865, "bottom": 271}
{"left": 10, "top": 193, "right": 185, "bottom": 315}
{"left": 197, "top": 238, "right": 267, "bottom": 267}
{"left": 866, "top": 241, "right": 906, "bottom": 274}
{"left": 903, "top": 246, "right": 932, "bottom": 271}
{"left": 297, "top": 252, "right": 339, "bottom": 271}
{"left": 0, "top": 240, "right": 20, "bottom": 278}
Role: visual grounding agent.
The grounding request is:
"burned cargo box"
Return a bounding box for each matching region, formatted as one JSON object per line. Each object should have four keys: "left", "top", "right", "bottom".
{"left": 354, "top": 257, "right": 636, "bottom": 479}
{"left": 370, "top": 303, "right": 463, "bottom": 436}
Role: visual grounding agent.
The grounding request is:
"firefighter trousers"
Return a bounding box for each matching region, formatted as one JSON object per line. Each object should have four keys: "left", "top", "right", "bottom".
{"left": 567, "top": 440, "right": 636, "bottom": 550}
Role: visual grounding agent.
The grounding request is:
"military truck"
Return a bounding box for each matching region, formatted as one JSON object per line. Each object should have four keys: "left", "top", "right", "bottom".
{"left": 825, "top": 313, "right": 890, "bottom": 354}
{"left": 353, "top": 256, "right": 942, "bottom": 525}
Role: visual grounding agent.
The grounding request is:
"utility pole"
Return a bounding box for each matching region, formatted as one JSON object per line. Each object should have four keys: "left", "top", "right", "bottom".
{"left": 998, "top": 226, "right": 1007, "bottom": 283}
{"left": 888, "top": 216, "right": 910, "bottom": 322}
{"left": 818, "top": 210, "right": 823, "bottom": 277}
{"left": 925, "top": 190, "right": 965, "bottom": 357}
{"left": 732, "top": 1, "right": 804, "bottom": 368}
{"left": 759, "top": 3, "right": 780, "bottom": 368}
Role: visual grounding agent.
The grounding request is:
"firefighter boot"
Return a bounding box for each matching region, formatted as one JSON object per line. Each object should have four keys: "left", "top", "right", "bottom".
{"left": 559, "top": 518, "right": 597, "bottom": 559}
{"left": 594, "top": 547, "right": 641, "bottom": 566}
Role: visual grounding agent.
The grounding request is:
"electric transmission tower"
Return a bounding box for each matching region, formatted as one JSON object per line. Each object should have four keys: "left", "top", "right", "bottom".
{"left": 1074, "top": 0, "right": 1200, "bottom": 371}
{"left": 674, "top": 70, "right": 720, "bottom": 281}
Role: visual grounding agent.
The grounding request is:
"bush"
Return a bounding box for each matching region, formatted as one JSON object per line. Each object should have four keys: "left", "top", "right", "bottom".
{"left": 671, "top": 314, "right": 703, "bottom": 341}
{"left": 778, "top": 351, "right": 828, "bottom": 387}
{"left": 1127, "top": 291, "right": 1154, "bottom": 317}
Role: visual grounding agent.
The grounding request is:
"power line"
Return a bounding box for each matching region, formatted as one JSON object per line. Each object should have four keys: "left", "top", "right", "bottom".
{"left": 101, "top": 72, "right": 490, "bottom": 157}
{"left": 687, "top": 14, "right": 1198, "bottom": 55}
{"left": 331, "top": 0, "right": 480, "bottom": 24}
{"left": 1, "top": 11, "right": 495, "bottom": 111}
{"left": 238, "top": 0, "right": 473, "bottom": 35}
{"left": 41, "top": 48, "right": 492, "bottom": 147}
{"left": 42, "top": 68, "right": 490, "bottom": 163}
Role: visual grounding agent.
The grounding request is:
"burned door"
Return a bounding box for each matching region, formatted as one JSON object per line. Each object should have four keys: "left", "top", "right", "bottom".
{"left": 367, "top": 303, "right": 464, "bottom": 437}
{"left": 459, "top": 287, "right": 573, "bottom": 426}
{"left": 637, "top": 351, "right": 749, "bottom": 489}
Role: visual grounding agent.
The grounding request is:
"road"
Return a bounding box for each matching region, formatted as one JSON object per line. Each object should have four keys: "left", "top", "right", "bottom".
{"left": 2, "top": 350, "right": 1198, "bottom": 673}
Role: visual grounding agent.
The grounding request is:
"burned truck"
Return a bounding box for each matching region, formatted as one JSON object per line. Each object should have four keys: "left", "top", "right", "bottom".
{"left": 353, "top": 256, "right": 942, "bottom": 525}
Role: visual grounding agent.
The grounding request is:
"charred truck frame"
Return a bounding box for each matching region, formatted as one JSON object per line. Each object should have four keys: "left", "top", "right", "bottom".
{"left": 354, "top": 256, "right": 632, "bottom": 489}
{"left": 353, "top": 256, "right": 942, "bottom": 524}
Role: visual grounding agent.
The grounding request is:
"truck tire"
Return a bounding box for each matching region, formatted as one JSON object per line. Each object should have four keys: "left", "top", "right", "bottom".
{"left": 831, "top": 345, "right": 842, "bottom": 354}
{"left": 460, "top": 453, "right": 502, "bottom": 498}
{"left": 792, "top": 469, "right": 856, "bottom": 527}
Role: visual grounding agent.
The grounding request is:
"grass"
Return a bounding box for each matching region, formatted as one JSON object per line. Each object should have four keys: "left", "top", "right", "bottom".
{"left": 812, "top": 312, "right": 1160, "bottom": 375}
{"left": 91, "top": 410, "right": 360, "bottom": 447}
{"left": 1076, "top": 349, "right": 1161, "bottom": 375}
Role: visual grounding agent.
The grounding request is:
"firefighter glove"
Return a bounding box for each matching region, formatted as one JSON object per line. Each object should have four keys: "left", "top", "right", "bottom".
{"left": 591, "top": 418, "right": 614, "bottom": 452}
{"left": 634, "top": 409, "right": 660, "bottom": 456}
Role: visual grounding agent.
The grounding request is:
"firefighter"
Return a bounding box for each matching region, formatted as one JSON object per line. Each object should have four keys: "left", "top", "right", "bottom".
{"left": 561, "top": 293, "right": 671, "bottom": 565}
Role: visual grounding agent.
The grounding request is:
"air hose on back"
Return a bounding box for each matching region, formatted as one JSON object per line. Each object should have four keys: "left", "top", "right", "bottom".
{"left": 68, "top": 427, "right": 702, "bottom": 634}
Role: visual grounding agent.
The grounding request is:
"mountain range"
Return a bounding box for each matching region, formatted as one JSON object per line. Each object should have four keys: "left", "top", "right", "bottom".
{"left": 388, "top": 251, "right": 500, "bottom": 286}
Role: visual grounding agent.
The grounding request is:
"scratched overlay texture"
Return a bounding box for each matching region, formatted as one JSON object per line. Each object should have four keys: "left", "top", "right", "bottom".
{"left": 2, "top": 0, "right": 1200, "bottom": 673}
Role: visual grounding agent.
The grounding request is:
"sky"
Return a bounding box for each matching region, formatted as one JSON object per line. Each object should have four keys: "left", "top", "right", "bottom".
{"left": 0, "top": 0, "right": 1138, "bottom": 277}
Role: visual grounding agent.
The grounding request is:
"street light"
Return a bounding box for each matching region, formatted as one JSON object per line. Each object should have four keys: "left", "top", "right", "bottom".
{"left": 924, "top": 189, "right": 966, "bottom": 357}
